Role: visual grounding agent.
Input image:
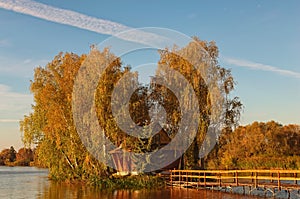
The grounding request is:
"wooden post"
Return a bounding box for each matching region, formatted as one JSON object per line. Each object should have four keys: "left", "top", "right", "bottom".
{"left": 233, "top": 171, "right": 235, "bottom": 184}
{"left": 197, "top": 172, "right": 199, "bottom": 189}
{"left": 204, "top": 172, "right": 206, "bottom": 188}
{"left": 219, "top": 171, "right": 222, "bottom": 187}
{"left": 270, "top": 172, "right": 273, "bottom": 183}
{"left": 254, "top": 172, "right": 258, "bottom": 188}
{"left": 186, "top": 171, "right": 188, "bottom": 188}
{"left": 179, "top": 170, "right": 181, "bottom": 189}
{"left": 235, "top": 171, "right": 239, "bottom": 186}
{"left": 170, "top": 170, "right": 173, "bottom": 188}
{"left": 277, "top": 171, "right": 281, "bottom": 191}
{"left": 294, "top": 173, "right": 297, "bottom": 185}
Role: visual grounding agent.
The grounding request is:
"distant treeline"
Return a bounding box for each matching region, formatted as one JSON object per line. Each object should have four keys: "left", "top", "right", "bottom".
{"left": 0, "top": 146, "right": 34, "bottom": 166}
{"left": 207, "top": 121, "right": 300, "bottom": 169}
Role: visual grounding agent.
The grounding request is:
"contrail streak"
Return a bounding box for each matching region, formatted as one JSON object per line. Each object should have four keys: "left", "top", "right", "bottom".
{"left": 223, "top": 57, "right": 300, "bottom": 79}
{"left": 1, "top": 0, "right": 297, "bottom": 79}
{"left": 0, "top": 0, "right": 168, "bottom": 46}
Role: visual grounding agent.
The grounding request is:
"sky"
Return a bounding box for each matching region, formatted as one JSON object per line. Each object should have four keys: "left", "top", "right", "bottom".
{"left": 0, "top": 0, "right": 299, "bottom": 150}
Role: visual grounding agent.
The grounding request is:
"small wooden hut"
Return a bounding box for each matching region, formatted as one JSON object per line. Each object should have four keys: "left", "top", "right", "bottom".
{"left": 109, "top": 125, "right": 181, "bottom": 175}
{"left": 109, "top": 144, "right": 137, "bottom": 176}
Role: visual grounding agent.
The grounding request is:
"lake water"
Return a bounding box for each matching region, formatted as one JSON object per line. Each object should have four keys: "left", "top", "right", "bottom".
{"left": 0, "top": 166, "right": 264, "bottom": 199}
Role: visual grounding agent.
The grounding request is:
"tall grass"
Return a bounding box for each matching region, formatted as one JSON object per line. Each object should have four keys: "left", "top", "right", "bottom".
{"left": 89, "top": 174, "right": 166, "bottom": 189}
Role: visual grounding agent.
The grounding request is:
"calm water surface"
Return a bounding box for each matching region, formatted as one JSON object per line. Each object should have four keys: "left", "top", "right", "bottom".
{"left": 0, "top": 166, "right": 263, "bottom": 199}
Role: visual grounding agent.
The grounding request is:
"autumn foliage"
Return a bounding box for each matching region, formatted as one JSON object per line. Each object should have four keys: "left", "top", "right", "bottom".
{"left": 19, "top": 38, "right": 241, "bottom": 180}
{"left": 207, "top": 121, "right": 300, "bottom": 169}
{"left": 16, "top": 36, "right": 300, "bottom": 183}
{"left": 0, "top": 146, "right": 33, "bottom": 166}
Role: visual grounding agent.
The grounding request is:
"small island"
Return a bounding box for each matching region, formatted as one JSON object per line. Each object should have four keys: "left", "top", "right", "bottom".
{"left": 14, "top": 38, "right": 300, "bottom": 192}
{"left": 0, "top": 146, "right": 34, "bottom": 167}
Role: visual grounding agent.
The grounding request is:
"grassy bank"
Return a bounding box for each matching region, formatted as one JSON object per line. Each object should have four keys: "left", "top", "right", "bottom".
{"left": 88, "top": 175, "right": 166, "bottom": 190}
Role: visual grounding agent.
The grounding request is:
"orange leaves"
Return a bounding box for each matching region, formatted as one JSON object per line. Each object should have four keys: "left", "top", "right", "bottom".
{"left": 209, "top": 121, "right": 300, "bottom": 169}
{"left": 20, "top": 51, "right": 89, "bottom": 178}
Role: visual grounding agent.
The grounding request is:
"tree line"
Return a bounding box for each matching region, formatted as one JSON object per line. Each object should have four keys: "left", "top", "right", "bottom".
{"left": 0, "top": 146, "right": 34, "bottom": 166}
{"left": 207, "top": 121, "right": 300, "bottom": 169}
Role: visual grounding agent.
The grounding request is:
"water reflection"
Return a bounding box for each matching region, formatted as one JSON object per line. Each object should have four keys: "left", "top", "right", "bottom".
{"left": 40, "top": 181, "right": 261, "bottom": 199}
{"left": 0, "top": 167, "right": 261, "bottom": 199}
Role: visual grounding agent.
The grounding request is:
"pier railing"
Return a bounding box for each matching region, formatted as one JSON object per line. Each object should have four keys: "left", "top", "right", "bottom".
{"left": 169, "top": 169, "right": 300, "bottom": 190}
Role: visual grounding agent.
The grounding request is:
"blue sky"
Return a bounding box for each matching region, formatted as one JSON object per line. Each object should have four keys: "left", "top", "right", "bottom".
{"left": 0, "top": 0, "right": 299, "bottom": 149}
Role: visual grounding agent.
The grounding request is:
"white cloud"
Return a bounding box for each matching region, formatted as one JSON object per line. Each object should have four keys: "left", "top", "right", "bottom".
{"left": 187, "top": 13, "right": 197, "bottom": 19}
{"left": 0, "top": 119, "right": 20, "bottom": 123}
{"left": 0, "top": 84, "right": 10, "bottom": 92}
{"left": 0, "top": 0, "right": 168, "bottom": 46}
{"left": 0, "top": 57, "right": 48, "bottom": 76}
{"left": 23, "top": 59, "right": 32, "bottom": 64}
{"left": 0, "top": 84, "right": 33, "bottom": 123}
{"left": 0, "top": 39, "right": 11, "bottom": 47}
{"left": 222, "top": 57, "right": 300, "bottom": 79}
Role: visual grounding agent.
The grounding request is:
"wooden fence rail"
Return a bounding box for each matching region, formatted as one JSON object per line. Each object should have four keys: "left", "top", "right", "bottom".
{"left": 169, "top": 169, "right": 300, "bottom": 191}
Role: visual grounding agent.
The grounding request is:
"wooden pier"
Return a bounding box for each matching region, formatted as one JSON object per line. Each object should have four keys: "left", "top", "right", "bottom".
{"left": 168, "top": 169, "right": 300, "bottom": 197}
